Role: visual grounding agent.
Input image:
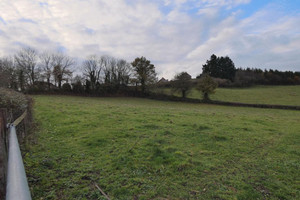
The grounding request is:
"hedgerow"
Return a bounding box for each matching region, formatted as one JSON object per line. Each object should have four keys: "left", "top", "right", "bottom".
{"left": 0, "top": 87, "right": 32, "bottom": 121}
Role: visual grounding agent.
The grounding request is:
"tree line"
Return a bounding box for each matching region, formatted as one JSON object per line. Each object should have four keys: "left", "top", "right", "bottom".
{"left": 196, "top": 54, "right": 300, "bottom": 87}
{"left": 1, "top": 48, "right": 299, "bottom": 100}
{"left": 161, "top": 54, "right": 299, "bottom": 100}
{"left": 168, "top": 54, "right": 299, "bottom": 99}
{"left": 233, "top": 68, "right": 300, "bottom": 87}
{"left": 0, "top": 47, "right": 157, "bottom": 95}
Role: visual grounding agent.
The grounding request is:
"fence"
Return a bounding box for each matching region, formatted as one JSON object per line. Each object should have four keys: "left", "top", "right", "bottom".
{"left": 0, "top": 109, "right": 32, "bottom": 200}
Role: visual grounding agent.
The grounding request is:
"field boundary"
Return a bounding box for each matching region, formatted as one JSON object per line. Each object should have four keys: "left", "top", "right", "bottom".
{"left": 210, "top": 100, "right": 300, "bottom": 110}
{"left": 30, "top": 92, "right": 300, "bottom": 110}
{"left": 147, "top": 92, "right": 300, "bottom": 111}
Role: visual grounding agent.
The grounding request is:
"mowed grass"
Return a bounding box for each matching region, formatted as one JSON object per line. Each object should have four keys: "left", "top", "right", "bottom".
{"left": 24, "top": 95, "right": 300, "bottom": 199}
{"left": 153, "top": 85, "right": 300, "bottom": 106}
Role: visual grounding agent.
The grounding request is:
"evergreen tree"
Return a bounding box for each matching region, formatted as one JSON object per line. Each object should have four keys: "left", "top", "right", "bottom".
{"left": 202, "top": 54, "right": 236, "bottom": 81}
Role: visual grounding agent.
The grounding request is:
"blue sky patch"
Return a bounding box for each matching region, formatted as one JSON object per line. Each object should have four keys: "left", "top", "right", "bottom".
{"left": 57, "top": 45, "right": 67, "bottom": 53}
{"left": 85, "top": 27, "right": 95, "bottom": 34}
{"left": 0, "top": 16, "right": 7, "bottom": 25}
{"left": 19, "top": 18, "right": 37, "bottom": 24}
{"left": 39, "top": 2, "right": 48, "bottom": 7}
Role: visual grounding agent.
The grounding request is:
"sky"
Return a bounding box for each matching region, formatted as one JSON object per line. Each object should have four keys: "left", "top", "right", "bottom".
{"left": 0, "top": 0, "right": 299, "bottom": 79}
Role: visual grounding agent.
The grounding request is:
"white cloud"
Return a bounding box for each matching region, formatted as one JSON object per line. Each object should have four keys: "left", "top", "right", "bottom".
{"left": 198, "top": 7, "right": 219, "bottom": 17}
{"left": 0, "top": 0, "right": 299, "bottom": 80}
{"left": 185, "top": 4, "right": 300, "bottom": 73}
{"left": 197, "top": 0, "right": 251, "bottom": 8}
{"left": 167, "top": 9, "right": 191, "bottom": 23}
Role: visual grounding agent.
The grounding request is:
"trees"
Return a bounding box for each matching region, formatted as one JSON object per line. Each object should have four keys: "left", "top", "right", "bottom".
{"left": 196, "top": 75, "right": 218, "bottom": 102}
{"left": 234, "top": 68, "right": 264, "bottom": 87}
{"left": 1, "top": 55, "right": 27, "bottom": 91}
{"left": 93, "top": 55, "right": 132, "bottom": 93}
{"left": 102, "top": 56, "right": 119, "bottom": 86}
{"left": 82, "top": 55, "right": 132, "bottom": 94}
{"left": 171, "top": 72, "right": 192, "bottom": 98}
{"left": 131, "top": 56, "right": 157, "bottom": 93}
{"left": 83, "top": 55, "right": 102, "bottom": 92}
{"left": 14, "top": 47, "right": 40, "bottom": 86}
{"left": 39, "top": 52, "right": 53, "bottom": 90}
{"left": 51, "top": 53, "right": 74, "bottom": 88}
{"left": 116, "top": 59, "right": 131, "bottom": 86}
{"left": 71, "top": 75, "right": 85, "bottom": 93}
{"left": 202, "top": 54, "right": 236, "bottom": 81}
{"left": 102, "top": 56, "right": 131, "bottom": 86}
{"left": 0, "top": 58, "right": 10, "bottom": 88}
{"left": 0, "top": 57, "right": 18, "bottom": 89}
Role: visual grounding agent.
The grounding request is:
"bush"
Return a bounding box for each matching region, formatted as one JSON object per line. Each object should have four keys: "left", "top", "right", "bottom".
{"left": 72, "top": 82, "right": 84, "bottom": 94}
{"left": 62, "top": 83, "right": 72, "bottom": 92}
{"left": 0, "top": 87, "right": 33, "bottom": 142}
{"left": 26, "top": 85, "right": 46, "bottom": 94}
{"left": 0, "top": 87, "right": 31, "bottom": 118}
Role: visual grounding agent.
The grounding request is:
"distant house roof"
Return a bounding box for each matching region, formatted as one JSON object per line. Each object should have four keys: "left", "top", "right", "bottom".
{"left": 157, "top": 77, "right": 168, "bottom": 84}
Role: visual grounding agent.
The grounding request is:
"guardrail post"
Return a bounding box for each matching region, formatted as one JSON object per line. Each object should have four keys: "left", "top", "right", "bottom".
{"left": 6, "top": 125, "right": 31, "bottom": 200}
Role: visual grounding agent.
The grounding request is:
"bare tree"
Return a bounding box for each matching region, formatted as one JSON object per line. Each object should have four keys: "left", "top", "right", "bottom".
{"left": 0, "top": 57, "right": 18, "bottom": 89}
{"left": 102, "top": 55, "right": 117, "bottom": 84}
{"left": 14, "top": 47, "right": 39, "bottom": 86}
{"left": 51, "top": 53, "right": 75, "bottom": 89}
{"left": 102, "top": 56, "right": 131, "bottom": 86}
{"left": 39, "top": 52, "right": 53, "bottom": 90}
{"left": 116, "top": 59, "right": 131, "bottom": 85}
{"left": 0, "top": 58, "right": 8, "bottom": 87}
{"left": 83, "top": 55, "right": 102, "bottom": 91}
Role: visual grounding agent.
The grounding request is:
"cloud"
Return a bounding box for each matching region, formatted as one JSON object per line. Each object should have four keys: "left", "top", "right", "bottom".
{"left": 197, "top": 0, "right": 251, "bottom": 8}
{"left": 0, "top": 0, "right": 299, "bottom": 79}
{"left": 185, "top": 4, "right": 300, "bottom": 73}
{"left": 198, "top": 7, "right": 219, "bottom": 17}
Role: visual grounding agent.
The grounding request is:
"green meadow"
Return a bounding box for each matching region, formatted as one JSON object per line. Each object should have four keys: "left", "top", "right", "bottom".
{"left": 24, "top": 95, "right": 300, "bottom": 199}
{"left": 153, "top": 85, "right": 300, "bottom": 106}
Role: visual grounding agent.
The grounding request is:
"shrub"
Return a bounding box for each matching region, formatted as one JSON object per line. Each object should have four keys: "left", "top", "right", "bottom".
{"left": 72, "top": 81, "right": 84, "bottom": 94}
{"left": 0, "top": 88, "right": 27, "bottom": 108}
{"left": 0, "top": 87, "right": 30, "bottom": 117}
{"left": 62, "top": 83, "right": 72, "bottom": 92}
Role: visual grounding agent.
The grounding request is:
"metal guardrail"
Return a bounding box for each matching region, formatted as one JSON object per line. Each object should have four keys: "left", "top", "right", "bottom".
{"left": 6, "top": 125, "right": 32, "bottom": 200}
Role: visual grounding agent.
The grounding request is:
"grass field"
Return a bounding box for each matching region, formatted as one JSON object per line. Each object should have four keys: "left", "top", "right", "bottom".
{"left": 153, "top": 85, "right": 300, "bottom": 106}
{"left": 24, "top": 95, "right": 300, "bottom": 199}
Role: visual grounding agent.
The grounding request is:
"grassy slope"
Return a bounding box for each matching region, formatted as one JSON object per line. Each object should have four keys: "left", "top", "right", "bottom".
{"left": 154, "top": 85, "right": 300, "bottom": 106}
{"left": 24, "top": 96, "right": 300, "bottom": 199}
